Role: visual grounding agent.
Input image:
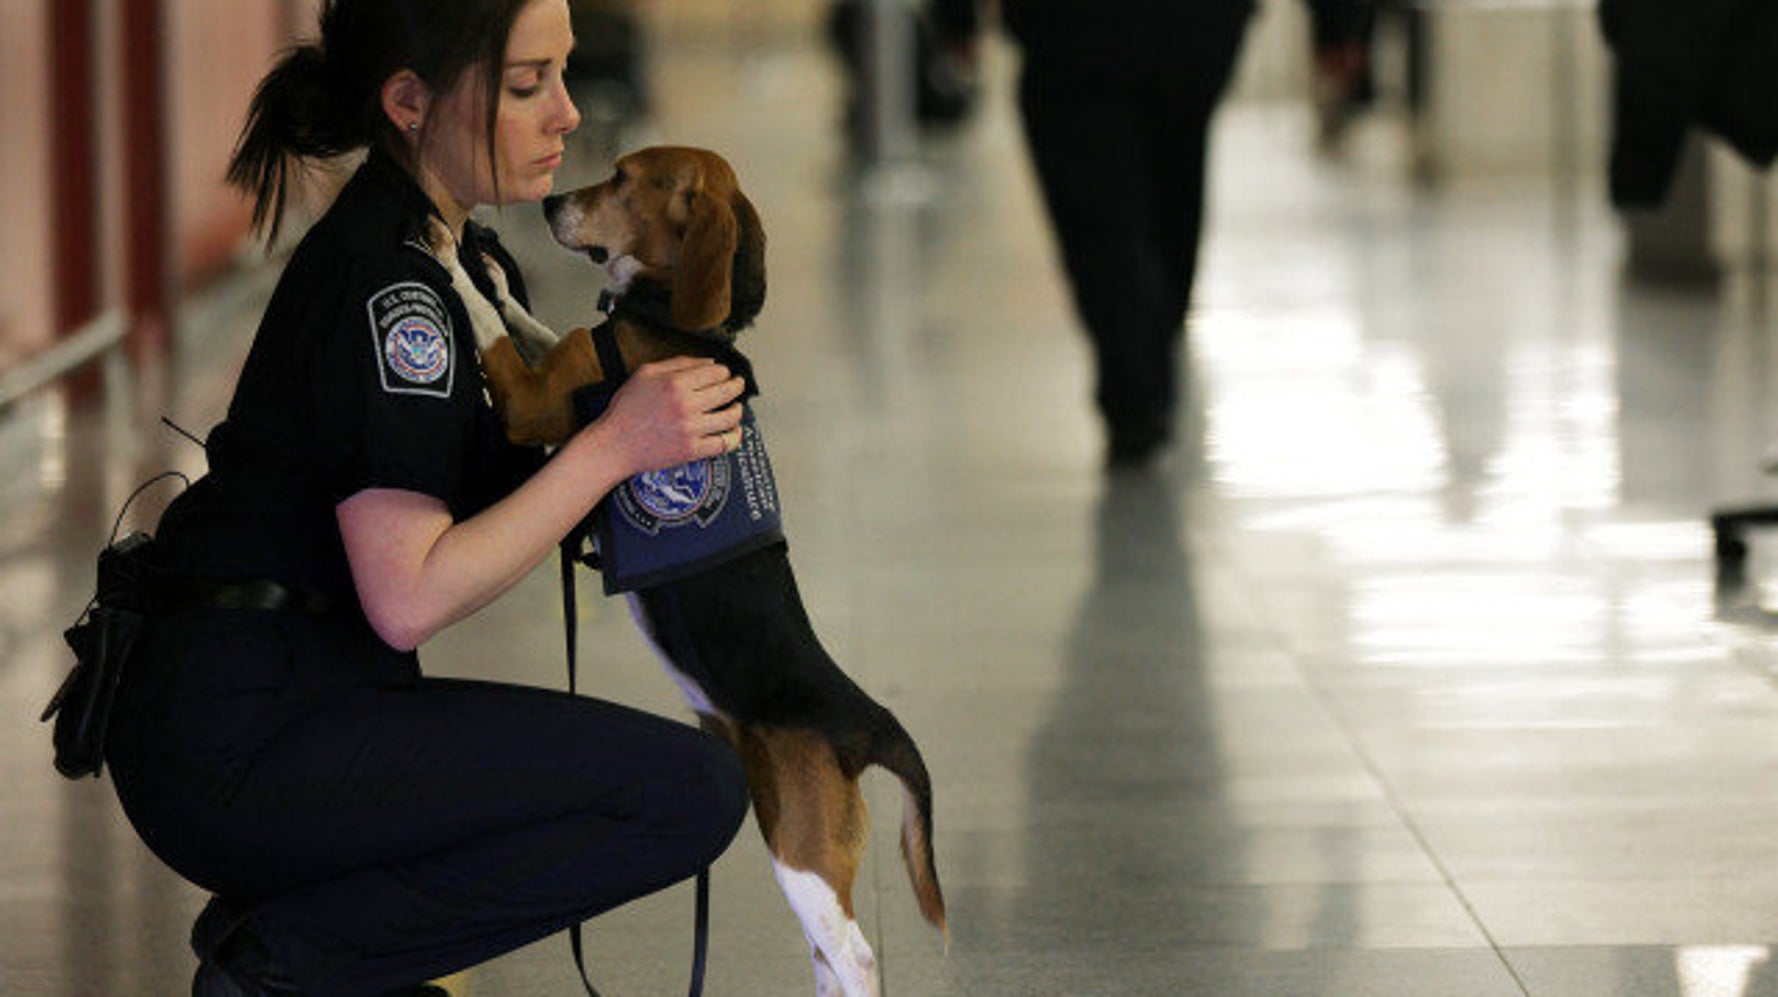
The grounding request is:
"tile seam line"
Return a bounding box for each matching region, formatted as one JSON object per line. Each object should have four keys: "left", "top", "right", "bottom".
{"left": 1290, "top": 644, "right": 1533, "bottom": 992}
{"left": 1239, "top": 574, "right": 1536, "bottom": 996}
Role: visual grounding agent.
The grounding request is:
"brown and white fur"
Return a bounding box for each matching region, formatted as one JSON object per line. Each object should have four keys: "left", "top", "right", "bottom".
{"left": 425, "top": 146, "right": 945, "bottom": 997}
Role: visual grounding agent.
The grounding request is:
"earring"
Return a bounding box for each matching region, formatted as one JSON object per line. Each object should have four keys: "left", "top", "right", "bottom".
{"left": 406, "top": 121, "right": 419, "bottom": 133}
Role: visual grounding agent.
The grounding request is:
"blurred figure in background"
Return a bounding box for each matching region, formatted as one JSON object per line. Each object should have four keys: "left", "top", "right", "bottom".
{"left": 1000, "top": 0, "right": 1254, "bottom": 468}
{"left": 1303, "top": 0, "right": 1377, "bottom": 149}
{"left": 566, "top": 0, "right": 652, "bottom": 161}
{"left": 826, "top": 0, "right": 985, "bottom": 151}
{"left": 1598, "top": 0, "right": 1778, "bottom": 209}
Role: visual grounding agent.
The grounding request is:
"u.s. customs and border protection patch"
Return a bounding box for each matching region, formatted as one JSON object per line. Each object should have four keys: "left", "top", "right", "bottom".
{"left": 368, "top": 281, "right": 454, "bottom": 398}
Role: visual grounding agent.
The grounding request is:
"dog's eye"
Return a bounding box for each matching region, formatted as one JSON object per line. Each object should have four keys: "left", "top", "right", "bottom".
{"left": 612, "top": 168, "right": 628, "bottom": 186}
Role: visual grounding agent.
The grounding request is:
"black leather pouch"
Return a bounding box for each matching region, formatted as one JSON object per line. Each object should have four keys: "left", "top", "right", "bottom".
{"left": 40, "top": 531, "right": 154, "bottom": 779}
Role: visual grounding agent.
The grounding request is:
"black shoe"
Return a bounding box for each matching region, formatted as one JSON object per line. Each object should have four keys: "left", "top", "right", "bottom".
{"left": 192, "top": 959, "right": 296, "bottom": 997}
{"left": 191, "top": 896, "right": 449, "bottom": 996}
{"left": 191, "top": 897, "right": 242, "bottom": 965}
{"left": 194, "top": 962, "right": 448, "bottom": 997}
{"left": 190, "top": 897, "right": 300, "bottom": 995}
{"left": 1106, "top": 421, "right": 1171, "bottom": 469}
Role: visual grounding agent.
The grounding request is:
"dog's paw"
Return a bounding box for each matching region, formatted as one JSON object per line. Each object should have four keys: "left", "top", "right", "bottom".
{"left": 423, "top": 217, "right": 461, "bottom": 268}
{"left": 480, "top": 253, "right": 514, "bottom": 304}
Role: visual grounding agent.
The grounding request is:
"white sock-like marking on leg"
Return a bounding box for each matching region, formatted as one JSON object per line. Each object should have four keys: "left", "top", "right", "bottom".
{"left": 772, "top": 861, "right": 878, "bottom": 997}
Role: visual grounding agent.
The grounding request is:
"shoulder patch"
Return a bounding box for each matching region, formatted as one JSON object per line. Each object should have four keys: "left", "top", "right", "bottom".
{"left": 367, "top": 281, "right": 454, "bottom": 398}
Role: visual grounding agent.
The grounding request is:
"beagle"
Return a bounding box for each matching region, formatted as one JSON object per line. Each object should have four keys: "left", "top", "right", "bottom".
{"left": 425, "top": 146, "right": 945, "bottom": 997}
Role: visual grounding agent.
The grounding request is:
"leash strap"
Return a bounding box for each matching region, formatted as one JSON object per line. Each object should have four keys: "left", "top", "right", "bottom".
{"left": 688, "top": 866, "right": 712, "bottom": 995}
{"left": 570, "top": 925, "right": 600, "bottom": 997}
{"left": 561, "top": 540, "right": 581, "bottom": 698}
{"left": 558, "top": 538, "right": 713, "bottom": 997}
{"left": 561, "top": 541, "right": 604, "bottom": 997}
{"left": 591, "top": 321, "right": 628, "bottom": 382}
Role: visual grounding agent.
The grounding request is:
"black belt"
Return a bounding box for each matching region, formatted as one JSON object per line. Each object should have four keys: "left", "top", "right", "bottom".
{"left": 146, "top": 576, "right": 337, "bottom": 616}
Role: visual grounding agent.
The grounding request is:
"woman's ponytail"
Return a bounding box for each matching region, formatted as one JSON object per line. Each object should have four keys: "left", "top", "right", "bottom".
{"left": 227, "top": 42, "right": 363, "bottom": 244}
{"left": 227, "top": 0, "right": 535, "bottom": 244}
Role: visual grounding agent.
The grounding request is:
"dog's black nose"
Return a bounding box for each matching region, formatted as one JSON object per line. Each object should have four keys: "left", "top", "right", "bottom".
{"left": 542, "top": 194, "right": 565, "bottom": 221}
{"left": 588, "top": 246, "right": 610, "bottom": 264}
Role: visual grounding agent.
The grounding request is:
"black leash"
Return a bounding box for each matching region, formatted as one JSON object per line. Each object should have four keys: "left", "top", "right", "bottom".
{"left": 559, "top": 536, "right": 713, "bottom": 997}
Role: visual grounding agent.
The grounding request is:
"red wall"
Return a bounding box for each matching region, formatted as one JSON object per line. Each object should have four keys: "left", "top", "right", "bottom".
{"left": 0, "top": 0, "right": 306, "bottom": 369}
{"left": 0, "top": 1, "right": 54, "bottom": 366}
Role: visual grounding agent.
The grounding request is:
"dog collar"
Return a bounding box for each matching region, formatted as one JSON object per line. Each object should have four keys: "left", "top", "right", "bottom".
{"left": 597, "top": 287, "right": 740, "bottom": 349}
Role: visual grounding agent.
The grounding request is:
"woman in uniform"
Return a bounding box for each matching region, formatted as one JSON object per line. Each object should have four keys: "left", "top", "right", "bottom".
{"left": 104, "top": 1, "right": 751, "bottom": 993}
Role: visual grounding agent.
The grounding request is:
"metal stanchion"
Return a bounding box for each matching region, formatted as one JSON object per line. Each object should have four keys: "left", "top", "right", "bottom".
{"left": 857, "top": 0, "right": 915, "bottom": 166}
{"left": 853, "top": 0, "right": 936, "bottom": 205}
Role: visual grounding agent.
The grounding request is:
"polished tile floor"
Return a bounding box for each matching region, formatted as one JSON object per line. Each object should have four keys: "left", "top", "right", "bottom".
{"left": 11, "top": 21, "right": 1778, "bottom": 997}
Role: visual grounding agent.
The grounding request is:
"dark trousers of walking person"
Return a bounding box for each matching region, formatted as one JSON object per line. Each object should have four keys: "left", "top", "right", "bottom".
{"left": 1016, "top": 13, "right": 1250, "bottom": 464}
{"left": 108, "top": 608, "right": 750, "bottom": 996}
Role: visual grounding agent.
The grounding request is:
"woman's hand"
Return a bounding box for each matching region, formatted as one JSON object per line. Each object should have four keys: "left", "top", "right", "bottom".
{"left": 591, "top": 357, "right": 747, "bottom": 476}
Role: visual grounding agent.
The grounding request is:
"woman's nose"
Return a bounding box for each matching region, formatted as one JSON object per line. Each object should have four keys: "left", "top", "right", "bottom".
{"left": 552, "top": 75, "right": 581, "bottom": 135}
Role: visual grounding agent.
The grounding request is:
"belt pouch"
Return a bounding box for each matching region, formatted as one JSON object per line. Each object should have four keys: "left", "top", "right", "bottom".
{"left": 41, "top": 531, "right": 153, "bottom": 779}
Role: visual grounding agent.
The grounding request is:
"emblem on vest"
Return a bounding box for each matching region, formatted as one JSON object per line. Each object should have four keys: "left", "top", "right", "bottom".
{"left": 593, "top": 409, "right": 786, "bottom": 593}
{"left": 368, "top": 281, "right": 454, "bottom": 398}
{"left": 615, "top": 457, "right": 732, "bottom": 535}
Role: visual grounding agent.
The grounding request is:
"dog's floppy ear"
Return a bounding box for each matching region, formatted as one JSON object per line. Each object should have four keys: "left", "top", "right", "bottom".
{"left": 672, "top": 190, "right": 738, "bottom": 332}
{"left": 725, "top": 189, "right": 767, "bottom": 332}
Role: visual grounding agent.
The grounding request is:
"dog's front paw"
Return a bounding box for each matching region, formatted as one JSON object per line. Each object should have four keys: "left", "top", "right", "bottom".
{"left": 481, "top": 253, "right": 514, "bottom": 305}
{"left": 423, "top": 217, "right": 461, "bottom": 269}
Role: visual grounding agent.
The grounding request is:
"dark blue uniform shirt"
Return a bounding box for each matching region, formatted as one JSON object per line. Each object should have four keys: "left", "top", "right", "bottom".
{"left": 154, "top": 150, "right": 545, "bottom": 608}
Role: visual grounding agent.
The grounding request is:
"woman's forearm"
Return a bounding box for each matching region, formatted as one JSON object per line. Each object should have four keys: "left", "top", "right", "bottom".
{"left": 336, "top": 418, "right": 634, "bottom": 651}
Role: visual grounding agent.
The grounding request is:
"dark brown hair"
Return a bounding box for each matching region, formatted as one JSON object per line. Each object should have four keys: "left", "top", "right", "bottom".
{"left": 227, "top": 0, "right": 534, "bottom": 243}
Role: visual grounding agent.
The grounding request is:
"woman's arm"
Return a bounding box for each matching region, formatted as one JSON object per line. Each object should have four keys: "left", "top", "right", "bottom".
{"left": 337, "top": 357, "right": 745, "bottom": 651}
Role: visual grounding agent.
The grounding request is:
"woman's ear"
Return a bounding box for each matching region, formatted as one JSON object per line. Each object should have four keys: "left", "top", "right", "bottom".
{"left": 380, "top": 70, "right": 430, "bottom": 138}
{"left": 672, "top": 192, "right": 739, "bottom": 332}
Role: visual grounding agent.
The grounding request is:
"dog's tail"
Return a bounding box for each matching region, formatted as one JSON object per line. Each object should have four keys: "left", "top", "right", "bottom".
{"left": 864, "top": 713, "right": 947, "bottom": 938}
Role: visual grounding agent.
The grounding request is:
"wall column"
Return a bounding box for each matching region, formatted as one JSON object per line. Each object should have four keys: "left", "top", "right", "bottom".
{"left": 50, "top": 0, "right": 99, "bottom": 341}
{"left": 121, "top": 0, "right": 170, "bottom": 358}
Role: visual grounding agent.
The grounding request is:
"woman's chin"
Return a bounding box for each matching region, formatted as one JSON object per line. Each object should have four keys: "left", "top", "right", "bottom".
{"left": 501, "top": 174, "right": 558, "bottom": 206}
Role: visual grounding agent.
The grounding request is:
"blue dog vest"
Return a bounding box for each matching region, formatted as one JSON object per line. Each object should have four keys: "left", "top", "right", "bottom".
{"left": 570, "top": 323, "right": 785, "bottom": 594}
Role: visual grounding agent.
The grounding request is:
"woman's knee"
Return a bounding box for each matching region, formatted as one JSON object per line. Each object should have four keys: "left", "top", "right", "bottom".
{"left": 629, "top": 727, "right": 749, "bottom": 857}
{"left": 685, "top": 732, "right": 750, "bottom": 859}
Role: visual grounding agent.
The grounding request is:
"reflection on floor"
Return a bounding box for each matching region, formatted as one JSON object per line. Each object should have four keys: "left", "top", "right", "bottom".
{"left": 10, "top": 25, "right": 1778, "bottom": 997}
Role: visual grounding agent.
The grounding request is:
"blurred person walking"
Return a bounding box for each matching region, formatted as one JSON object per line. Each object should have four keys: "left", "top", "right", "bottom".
{"left": 998, "top": 0, "right": 1254, "bottom": 467}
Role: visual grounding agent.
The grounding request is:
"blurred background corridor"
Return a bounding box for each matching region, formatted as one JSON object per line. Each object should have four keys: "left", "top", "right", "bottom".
{"left": 8, "top": 1, "right": 1778, "bottom": 994}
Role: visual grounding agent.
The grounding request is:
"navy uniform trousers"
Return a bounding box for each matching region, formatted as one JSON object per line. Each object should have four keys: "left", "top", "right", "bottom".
{"left": 109, "top": 605, "right": 748, "bottom": 995}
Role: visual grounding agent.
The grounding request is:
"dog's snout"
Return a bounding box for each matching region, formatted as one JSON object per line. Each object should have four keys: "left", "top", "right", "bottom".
{"left": 587, "top": 246, "right": 610, "bottom": 264}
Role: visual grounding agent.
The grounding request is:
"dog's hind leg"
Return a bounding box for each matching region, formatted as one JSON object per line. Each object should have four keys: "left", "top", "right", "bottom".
{"left": 774, "top": 861, "right": 876, "bottom": 997}
{"left": 798, "top": 912, "right": 858, "bottom": 997}
{"left": 746, "top": 728, "right": 879, "bottom": 997}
